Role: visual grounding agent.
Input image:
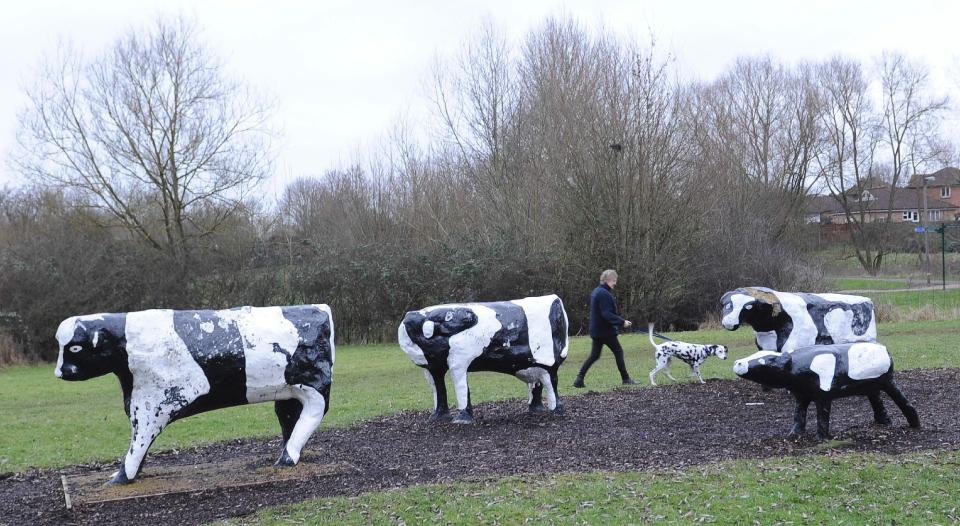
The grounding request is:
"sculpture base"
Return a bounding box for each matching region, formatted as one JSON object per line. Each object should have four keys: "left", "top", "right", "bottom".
{"left": 61, "top": 452, "right": 356, "bottom": 508}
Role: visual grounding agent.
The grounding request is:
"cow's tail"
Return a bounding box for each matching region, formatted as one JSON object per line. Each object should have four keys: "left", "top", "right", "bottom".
{"left": 648, "top": 322, "right": 657, "bottom": 350}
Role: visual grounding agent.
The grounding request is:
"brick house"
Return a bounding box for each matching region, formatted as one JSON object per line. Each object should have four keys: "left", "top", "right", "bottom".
{"left": 806, "top": 176, "right": 959, "bottom": 225}
{"left": 907, "top": 167, "right": 960, "bottom": 219}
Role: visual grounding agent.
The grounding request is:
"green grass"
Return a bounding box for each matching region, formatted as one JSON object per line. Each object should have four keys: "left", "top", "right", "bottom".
{"left": 873, "top": 288, "right": 960, "bottom": 310}
{"left": 221, "top": 449, "right": 960, "bottom": 525}
{"left": 832, "top": 277, "right": 916, "bottom": 290}
{"left": 2, "top": 320, "right": 959, "bottom": 473}
{"left": 819, "top": 248, "right": 960, "bottom": 278}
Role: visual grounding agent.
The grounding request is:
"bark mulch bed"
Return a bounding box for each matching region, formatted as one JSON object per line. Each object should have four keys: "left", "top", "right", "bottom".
{"left": 2, "top": 368, "right": 958, "bottom": 526}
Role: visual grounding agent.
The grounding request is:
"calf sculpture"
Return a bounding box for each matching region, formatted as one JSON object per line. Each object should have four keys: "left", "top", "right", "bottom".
{"left": 54, "top": 305, "right": 334, "bottom": 484}
{"left": 398, "top": 294, "right": 569, "bottom": 424}
{"left": 733, "top": 342, "right": 920, "bottom": 440}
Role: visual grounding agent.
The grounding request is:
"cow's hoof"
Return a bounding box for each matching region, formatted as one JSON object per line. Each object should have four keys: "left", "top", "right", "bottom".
{"left": 106, "top": 469, "right": 132, "bottom": 486}
{"left": 786, "top": 432, "right": 802, "bottom": 440}
{"left": 552, "top": 403, "right": 564, "bottom": 415}
{"left": 874, "top": 417, "right": 892, "bottom": 426}
{"left": 451, "top": 410, "right": 474, "bottom": 424}
{"left": 274, "top": 449, "right": 296, "bottom": 467}
{"left": 428, "top": 410, "right": 450, "bottom": 422}
{"left": 816, "top": 433, "right": 832, "bottom": 442}
{"left": 529, "top": 403, "right": 547, "bottom": 413}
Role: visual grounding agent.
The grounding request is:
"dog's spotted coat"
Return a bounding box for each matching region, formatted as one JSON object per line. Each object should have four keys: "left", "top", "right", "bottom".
{"left": 648, "top": 323, "right": 728, "bottom": 385}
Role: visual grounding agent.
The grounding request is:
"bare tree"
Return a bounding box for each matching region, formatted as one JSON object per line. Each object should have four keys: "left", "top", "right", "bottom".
{"left": 16, "top": 16, "right": 273, "bottom": 263}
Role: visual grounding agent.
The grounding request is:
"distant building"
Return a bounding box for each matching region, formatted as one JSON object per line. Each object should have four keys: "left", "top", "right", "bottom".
{"left": 806, "top": 171, "right": 960, "bottom": 226}
{"left": 907, "top": 167, "right": 960, "bottom": 214}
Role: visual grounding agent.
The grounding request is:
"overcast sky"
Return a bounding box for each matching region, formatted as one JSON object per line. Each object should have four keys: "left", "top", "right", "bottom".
{"left": 2, "top": 0, "right": 958, "bottom": 197}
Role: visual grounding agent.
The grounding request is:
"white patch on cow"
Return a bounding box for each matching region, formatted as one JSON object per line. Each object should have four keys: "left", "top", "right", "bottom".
{"left": 398, "top": 321, "right": 428, "bottom": 366}
{"left": 823, "top": 308, "right": 853, "bottom": 342}
{"left": 312, "top": 304, "right": 335, "bottom": 364}
{"left": 810, "top": 353, "right": 836, "bottom": 391}
{"left": 734, "top": 350, "right": 780, "bottom": 376}
{"left": 199, "top": 321, "right": 215, "bottom": 334}
{"left": 722, "top": 293, "right": 754, "bottom": 329}
{"left": 511, "top": 295, "right": 560, "bottom": 367}
{"left": 847, "top": 342, "right": 891, "bottom": 380}
{"left": 422, "top": 320, "right": 435, "bottom": 339}
{"left": 219, "top": 306, "right": 300, "bottom": 404}
{"left": 814, "top": 293, "right": 871, "bottom": 303}
{"left": 446, "top": 305, "right": 502, "bottom": 411}
{"left": 776, "top": 292, "right": 819, "bottom": 352}
{"left": 447, "top": 305, "right": 501, "bottom": 372}
{"left": 755, "top": 331, "right": 778, "bottom": 351}
{"left": 124, "top": 309, "right": 210, "bottom": 480}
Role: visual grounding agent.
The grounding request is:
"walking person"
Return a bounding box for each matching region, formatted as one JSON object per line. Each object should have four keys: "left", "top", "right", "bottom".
{"left": 573, "top": 269, "right": 638, "bottom": 388}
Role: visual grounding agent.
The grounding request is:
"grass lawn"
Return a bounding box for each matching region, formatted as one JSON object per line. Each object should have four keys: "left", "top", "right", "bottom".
{"left": 220, "top": 449, "right": 960, "bottom": 525}
{"left": 1, "top": 320, "right": 958, "bottom": 473}
{"left": 873, "top": 287, "right": 960, "bottom": 311}
{"left": 832, "top": 277, "right": 917, "bottom": 290}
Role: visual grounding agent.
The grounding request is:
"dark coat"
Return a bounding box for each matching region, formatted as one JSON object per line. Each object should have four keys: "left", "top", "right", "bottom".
{"left": 589, "top": 283, "right": 626, "bottom": 338}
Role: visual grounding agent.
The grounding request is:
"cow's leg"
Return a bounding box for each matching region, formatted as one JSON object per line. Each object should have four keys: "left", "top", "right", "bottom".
{"left": 423, "top": 368, "right": 450, "bottom": 421}
{"left": 277, "top": 387, "right": 327, "bottom": 466}
{"left": 882, "top": 379, "right": 921, "bottom": 428}
{"left": 528, "top": 381, "right": 546, "bottom": 413}
{"left": 449, "top": 367, "right": 474, "bottom": 424}
{"left": 814, "top": 399, "right": 832, "bottom": 440}
{"left": 275, "top": 398, "right": 303, "bottom": 457}
{"left": 109, "top": 404, "right": 172, "bottom": 485}
{"left": 788, "top": 397, "right": 810, "bottom": 438}
{"left": 548, "top": 368, "right": 563, "bottom": 414}
{"left": 867, "top": 392, "right": 892, "bottom": 425}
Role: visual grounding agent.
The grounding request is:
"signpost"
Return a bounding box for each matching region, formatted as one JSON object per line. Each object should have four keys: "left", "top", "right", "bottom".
{"left": 933, "top": 223, "right": 960, "bottom": 290}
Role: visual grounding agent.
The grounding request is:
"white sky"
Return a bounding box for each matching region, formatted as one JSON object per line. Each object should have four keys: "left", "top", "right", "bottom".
{"left": 1, "top": 0, "right": 958, "bottom": 198}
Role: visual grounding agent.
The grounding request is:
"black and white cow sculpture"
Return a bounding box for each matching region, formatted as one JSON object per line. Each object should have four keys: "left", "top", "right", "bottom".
{"left": 54, "top": 305, "right": 334, "bottom": 484}
{"left": 721, "top": 287, "right": 877, "bottom": 352}
{"left": 398, "top": 294, "right": 569, "bottom": 424}
{"left": 733, "top": 342, "right": 920, "bottom": 440}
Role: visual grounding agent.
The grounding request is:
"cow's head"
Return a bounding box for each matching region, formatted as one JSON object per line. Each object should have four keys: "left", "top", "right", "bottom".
{"left": 55, "top": 314, "right": 126, "bottom": 381}
{"left": 721, "top": 287, "right": 783, "bottom": 331}
{"left": 732, "top": 350, "right": 791, "bottom": 387}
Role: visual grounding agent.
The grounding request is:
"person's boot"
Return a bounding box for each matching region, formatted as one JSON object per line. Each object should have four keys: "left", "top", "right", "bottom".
{"left": 622, "top": 377, "right": 638, "bottom": 385}
{"left": 573, "top": 374, "right": 585, "bottom": 388}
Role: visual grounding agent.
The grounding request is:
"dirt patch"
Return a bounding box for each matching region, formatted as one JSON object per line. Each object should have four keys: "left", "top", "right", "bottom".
{"left": 2, "top": 368, "right": 959, "bottom": 526}
{"left": 63, "top": 455, "right": 357, "bottom": 507}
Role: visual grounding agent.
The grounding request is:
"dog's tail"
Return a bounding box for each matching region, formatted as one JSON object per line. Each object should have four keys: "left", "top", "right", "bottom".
{"left": 648, "top": 322, "right": 657, "bottom": 349}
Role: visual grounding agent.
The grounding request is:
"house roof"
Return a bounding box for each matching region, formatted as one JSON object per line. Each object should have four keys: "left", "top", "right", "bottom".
{"left": 806, "top": 186, "right": 958, "bottom": 215}
{"left": 907, "top": 167, "right": 960, "bottom": 188}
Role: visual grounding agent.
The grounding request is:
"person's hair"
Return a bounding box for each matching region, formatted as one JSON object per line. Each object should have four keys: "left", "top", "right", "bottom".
{"left": 600, "top": 269, "right": 618, "bottom": 282}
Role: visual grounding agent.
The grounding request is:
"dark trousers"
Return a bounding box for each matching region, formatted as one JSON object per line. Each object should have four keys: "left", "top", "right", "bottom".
{"left": 578, "top": 335, "right": 631, "bottom": 381}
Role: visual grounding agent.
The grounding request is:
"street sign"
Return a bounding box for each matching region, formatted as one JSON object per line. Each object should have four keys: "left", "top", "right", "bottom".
{"left": 915, "top": 226, "right": 926, "bottom": 233}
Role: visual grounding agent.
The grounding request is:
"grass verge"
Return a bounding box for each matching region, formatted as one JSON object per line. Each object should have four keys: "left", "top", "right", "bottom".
{"left": 219, "top": 449, "right": 960, "bottom": 525}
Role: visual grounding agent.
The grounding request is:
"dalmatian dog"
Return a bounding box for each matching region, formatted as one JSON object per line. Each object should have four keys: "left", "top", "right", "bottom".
{"left": 648, "top": 323, "right": 728, "bottom": 385}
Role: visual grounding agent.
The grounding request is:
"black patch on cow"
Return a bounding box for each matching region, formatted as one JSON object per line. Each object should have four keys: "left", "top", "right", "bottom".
{"left": 736, "top": 300, "right": 794, "bottom": 351}
{"left": 469, "top": 302, "right": 536, "bottom": 373}
{"left": 401, "top": 307, "right": 480, "bottom": 365}
{"left": 279, "top": 305, "right": 334, "bottom": 405}
{"left": 550, "top": 298, "right": 568, "bottom": 364}
{"left": 171, "top": 310, "right": 248, "bottom": 420}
